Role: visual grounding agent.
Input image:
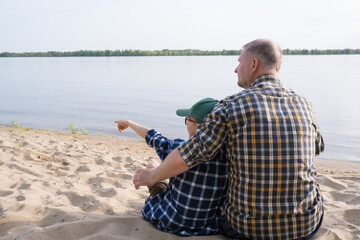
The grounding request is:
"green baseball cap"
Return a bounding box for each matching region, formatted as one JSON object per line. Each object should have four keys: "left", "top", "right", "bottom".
{"left": 176, "top": 98, "right": 218, "bottom": 123}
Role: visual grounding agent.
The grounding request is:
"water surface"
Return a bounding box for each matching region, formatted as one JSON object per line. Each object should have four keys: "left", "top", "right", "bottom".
{"left": 1, "top": 55, "right": 359, "bottom": 162}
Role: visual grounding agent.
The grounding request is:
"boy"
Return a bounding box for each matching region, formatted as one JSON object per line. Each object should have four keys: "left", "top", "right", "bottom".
{"left": 115, "top": 98, "right": 229, "bottom": 236}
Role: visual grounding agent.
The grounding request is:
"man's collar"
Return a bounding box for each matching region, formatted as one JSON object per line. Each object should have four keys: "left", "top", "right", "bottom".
{"left": 249, "top": 74, "right": 280, "bottom": 87}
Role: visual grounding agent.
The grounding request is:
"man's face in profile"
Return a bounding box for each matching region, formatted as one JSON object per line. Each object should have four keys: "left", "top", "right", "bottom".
{"left": 235, "top": 51, "right": 251, "bottom": 89}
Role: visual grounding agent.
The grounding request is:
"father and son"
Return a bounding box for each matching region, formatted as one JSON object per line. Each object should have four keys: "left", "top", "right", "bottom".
{"left": 115, "top": 39, "right": 324, "bottom": 239}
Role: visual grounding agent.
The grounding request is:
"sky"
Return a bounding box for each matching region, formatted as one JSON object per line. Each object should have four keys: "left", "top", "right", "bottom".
{"left": 0, "top": 0, "right": 359, "bottom": 52}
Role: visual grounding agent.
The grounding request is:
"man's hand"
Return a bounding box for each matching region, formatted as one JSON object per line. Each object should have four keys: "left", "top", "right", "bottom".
{"left": 133, "top": 149, "right": 189, "bottom": 190}
{"left": 133, "top": 167, "right": 157, "bottom": 189}
{"left": 115, "top": 120, "right": 130, "bottom": 133}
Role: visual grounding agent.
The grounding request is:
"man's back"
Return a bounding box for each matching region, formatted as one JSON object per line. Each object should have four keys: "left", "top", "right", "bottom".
{"left": 222, "top": 74, "right": 324, "bottom": 239}
{"left": 180, "top": 74, "right": 324, "bottom": 239}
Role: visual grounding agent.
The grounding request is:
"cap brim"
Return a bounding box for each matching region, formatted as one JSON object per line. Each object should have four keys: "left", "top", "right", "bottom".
{"left": 176, "top": 109, "right": 191, "bottom": 117}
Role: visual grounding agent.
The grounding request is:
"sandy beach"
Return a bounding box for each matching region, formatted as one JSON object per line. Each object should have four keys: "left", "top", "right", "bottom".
{"left": 0, "top": 125, "right": 359, "bottom": 240}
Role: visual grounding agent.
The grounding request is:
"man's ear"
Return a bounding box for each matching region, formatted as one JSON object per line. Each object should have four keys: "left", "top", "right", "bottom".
{"left": 250, "top": 58, "right": 259, "bottom": 74}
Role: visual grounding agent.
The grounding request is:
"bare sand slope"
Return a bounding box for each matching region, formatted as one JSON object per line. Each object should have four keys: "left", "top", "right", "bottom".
{"left": 0, "top": 126, "right": 359, "bottom": 239}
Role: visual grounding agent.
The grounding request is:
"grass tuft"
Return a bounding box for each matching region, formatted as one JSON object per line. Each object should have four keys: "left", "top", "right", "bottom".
{"left": 11, "top": 118, "right": 20, "bottom": 128}
{"left": 68, "top": 124, "right": 89, "bottom": 135}
{"left": 69, "top": 123, "right": 78, "bottom": 134}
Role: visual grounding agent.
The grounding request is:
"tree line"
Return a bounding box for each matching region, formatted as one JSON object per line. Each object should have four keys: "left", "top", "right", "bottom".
{"left": 0, "top": 48, "right": 359, "bottom": 57}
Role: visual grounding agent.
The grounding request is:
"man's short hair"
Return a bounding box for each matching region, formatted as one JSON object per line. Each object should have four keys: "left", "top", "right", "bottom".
{"left": 243, "top": 39, "right": 282, "bottom": 71}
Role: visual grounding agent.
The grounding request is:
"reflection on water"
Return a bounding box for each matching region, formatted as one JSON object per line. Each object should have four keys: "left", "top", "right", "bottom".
{"left": 1, "top": 55, "right": 359, "bottom": 162}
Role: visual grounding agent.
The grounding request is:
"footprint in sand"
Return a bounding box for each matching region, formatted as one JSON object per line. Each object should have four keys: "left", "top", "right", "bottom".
{"left": 39, "top": 209, "right": 88, "bottom": 228}
{"left": 60, "top": 166, "right": 70, "bottom": 171}
{"left": 96, "top": 188, "right": 117, "bottom": 198}
{"left": 87, "top": 176, "right": 124, "bottom": 190}
{"left": 344, "top": 209, "right": 360, "bottom": 226}
{"left": 329, "top": 191, "right": 355, "bottom": 202}
{"left": 56, "top": 191, "right": 100, "bottom": 212}
{"left": 8, "top": 163, "right": 41, "bottom": 177}
{"left": 112, "top": 156, "right": 123, "bottom": 162}
{"left": 16, "top": 195, "right": 26, "bottom": 201}
{"left": 106, "top": 172, "right": 133, "bottom": 180}
{"left": 125, "top": 157, "right": 132, "bottom": 163}
{"left": 95, "top": 157, "right": 111, "bottom": 166}
{"left": 0, "top": 190, "right": 13, "bottom": 197}
{"left": 111, "top": 162, "right": 125, "bottom": 170}
{"left": 23, "top": 152, "right": 33, "bottom": 161}
{"left": 98, "top": 204, "right": 115, "bottom": 215}
{"left": 61, "top": 160, "right": 70, "bottom": 166}
{"left": 64, "top": 181, "right": 74, "bottom": 188}
{"left": 52, "top": 169, "right": 68, "bottom": 177}
{"left": 76, "top": 165, "right": 91, "bottom": 172}
{"left": 18, "top": 182, "right": 31, "bottom": 190}
{"left": 87, "top": 177, "right": 103, "bottom": 191}
{"left": 347, "top": 196, "right": 360, "bottom": 205}
{"left": 53, "top": 151, "right": 62, "bottom": 156}
{"left": 316, "top": 174, "right": 347, "bottom": 191}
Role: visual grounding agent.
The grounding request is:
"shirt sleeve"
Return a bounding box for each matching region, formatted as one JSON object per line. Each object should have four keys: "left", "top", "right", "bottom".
{"left": 178, "top": 101, "right": 229, "bottom": 168}
{"left": 145, "top": 129, "right": 185, "bottom": 161}
{"left": 309, "top": 106, "right": 325, "bottom": 156}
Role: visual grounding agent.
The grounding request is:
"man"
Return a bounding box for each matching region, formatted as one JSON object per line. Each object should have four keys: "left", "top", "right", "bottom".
{"left": 116, "top": 98, "right": 229, "bottom": 236}
{"left": 134, "top": 39, "right": 325, "bottom": 239}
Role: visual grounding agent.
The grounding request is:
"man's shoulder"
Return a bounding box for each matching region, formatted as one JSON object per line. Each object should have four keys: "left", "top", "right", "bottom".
{"left": 218, "top": 85, "right": 313, "bottom": 111}
{"left": 220, "top": 89, "right": 256, "bottom": 105}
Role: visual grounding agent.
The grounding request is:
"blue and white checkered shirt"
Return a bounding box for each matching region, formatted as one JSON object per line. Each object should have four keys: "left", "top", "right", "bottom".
{"left": 142, "top": 129, "right": 229, "bottom": 236}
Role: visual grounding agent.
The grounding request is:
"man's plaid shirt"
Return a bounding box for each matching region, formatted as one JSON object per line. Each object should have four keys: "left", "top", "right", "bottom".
{"left": 178, "top": 74, "right": 324, "bottom": 239}
{"left": 142, "top": 129, "right": 229, "bottom": 236}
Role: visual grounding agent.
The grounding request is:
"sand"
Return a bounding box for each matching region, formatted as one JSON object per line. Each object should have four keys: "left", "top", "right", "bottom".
{"left": 0, "top": 125, "right": 359, "bottom": 240}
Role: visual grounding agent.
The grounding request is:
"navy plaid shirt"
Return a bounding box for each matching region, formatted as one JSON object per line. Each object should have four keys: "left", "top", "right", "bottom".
{"left": 142, "top": 129, "right": 229, "bottom": 236}
{"left": 179, "top": 75, "right": 324, "bottom": 239}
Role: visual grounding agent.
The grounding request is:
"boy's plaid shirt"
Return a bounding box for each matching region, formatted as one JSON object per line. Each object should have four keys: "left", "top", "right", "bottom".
{"left": 142, "top": 129, "right": 229, "bottom": 236}
{"left": 179, "top": 74, "right": 324, "bottom": 239}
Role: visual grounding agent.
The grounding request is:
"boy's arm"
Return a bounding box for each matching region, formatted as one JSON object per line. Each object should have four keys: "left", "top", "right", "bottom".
{"left": 115, "top": 120, "right": 184, "bottom": 161}
{"left": 145, "top": 129, "right": 184, "bottom": 161}
{"left": 115, "top": 120, "right": 150, "bottom": 139}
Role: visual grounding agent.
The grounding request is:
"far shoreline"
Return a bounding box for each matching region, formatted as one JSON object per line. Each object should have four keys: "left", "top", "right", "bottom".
{"left": 1, "top": 48, "right": 360, "bottom": 57}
